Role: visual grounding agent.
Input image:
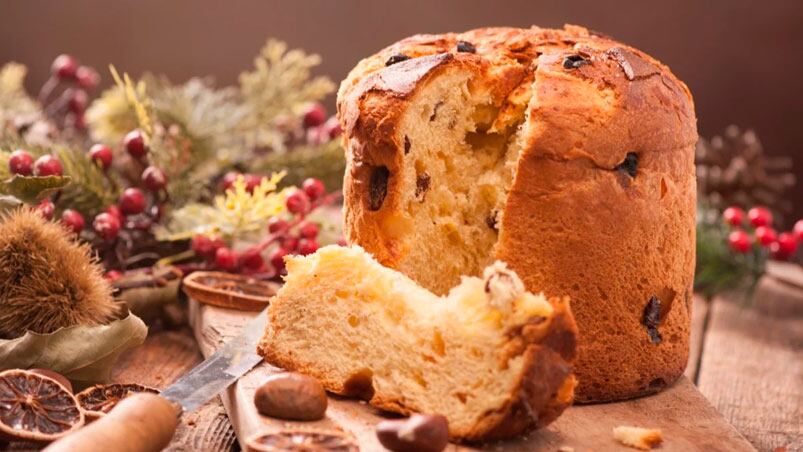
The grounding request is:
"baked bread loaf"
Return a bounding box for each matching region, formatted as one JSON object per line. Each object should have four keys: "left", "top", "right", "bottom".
{"left": 337, "top": 24, "right": 697, "bottom": 402}
{"left": 257, "top": 245, "right": 578, "bottom": 441}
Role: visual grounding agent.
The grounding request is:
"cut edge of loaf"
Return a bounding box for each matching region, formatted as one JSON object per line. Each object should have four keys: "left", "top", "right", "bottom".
{"left": 257, "top": 245, "right": 578, "bottom": 442}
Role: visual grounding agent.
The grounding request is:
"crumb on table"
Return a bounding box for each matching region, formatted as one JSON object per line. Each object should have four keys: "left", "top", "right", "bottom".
{"left": 613, "top": 425, "right": 663, "bottom": 450}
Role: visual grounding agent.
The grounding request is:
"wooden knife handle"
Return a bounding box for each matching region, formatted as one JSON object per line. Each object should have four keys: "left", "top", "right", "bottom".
{"left": 44, "top": 393, "right": 180, "bottom": 452}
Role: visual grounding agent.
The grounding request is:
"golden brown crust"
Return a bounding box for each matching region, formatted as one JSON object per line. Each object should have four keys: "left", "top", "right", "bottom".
{"left": 260, "top": 297, "right": 578, "bottom": 441}
{"left": 338, "top": 24, "right": 697, "bottom": 402}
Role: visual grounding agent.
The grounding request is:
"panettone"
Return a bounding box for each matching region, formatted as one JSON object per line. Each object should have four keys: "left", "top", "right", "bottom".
{"left": 257, "top": 245, "right": 578, "bottom": 441}
{"left": 337, "top": 25, "right": 697, "bottom": 401}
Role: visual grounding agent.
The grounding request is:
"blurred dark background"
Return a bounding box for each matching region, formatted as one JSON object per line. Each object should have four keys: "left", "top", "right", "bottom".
{"left": 1, "top": 0, "right": 800, "bottom": 219}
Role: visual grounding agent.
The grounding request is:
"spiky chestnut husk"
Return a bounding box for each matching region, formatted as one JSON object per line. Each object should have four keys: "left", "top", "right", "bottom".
{"left": 0, "top": 209, "right": 118, "bottom": 339}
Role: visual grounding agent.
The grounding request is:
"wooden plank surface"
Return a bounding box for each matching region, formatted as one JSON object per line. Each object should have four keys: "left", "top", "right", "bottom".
{"left": 112, "top": 327, "right": 238, "bottom": 452}
{"left": 696, "top": 292, "right": 803, "bottom": 452}
{"left": 190, "top": 300, "right": 756, "bottom": 452}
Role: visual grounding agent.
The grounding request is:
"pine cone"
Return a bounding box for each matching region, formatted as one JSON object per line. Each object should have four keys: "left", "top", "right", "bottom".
{"left": 696, "top": 125, "right": 796, "bottom": 218}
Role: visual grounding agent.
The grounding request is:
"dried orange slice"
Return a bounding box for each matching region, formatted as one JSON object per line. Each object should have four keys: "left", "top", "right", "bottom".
{"left": 0, "top": 369, "right": 84, "bottom": 443}
{"left": 75, "top": 383, "right": 158, "bottom": 421}
{"left": 182, "top": 271, "right": 279, "bottom": 311}
{"left": 246, "top": 429, "right": 358, "bottom": 452}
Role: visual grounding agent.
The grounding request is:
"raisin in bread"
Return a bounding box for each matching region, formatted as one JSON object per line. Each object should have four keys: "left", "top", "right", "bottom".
{"left": 337, "top": 25, "right": 697, "bottom": 402}
{"left": 257, "top": 245, "right": 577, "bottom": 441}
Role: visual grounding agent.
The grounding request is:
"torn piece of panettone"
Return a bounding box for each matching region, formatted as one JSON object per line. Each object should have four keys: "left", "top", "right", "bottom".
{"left": 257, "top": 245, "right": 578, "bottom": 441}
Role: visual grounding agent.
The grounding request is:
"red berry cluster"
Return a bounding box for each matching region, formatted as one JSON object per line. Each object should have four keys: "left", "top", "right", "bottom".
{"left": 8, "top": 150, "right": 64, "bottom": 178}
{"left": 191, "top": 177, "right": 342, "bottom": 275}
{"left": 722, "top": 206, "right": 801, "bottom": 260}
{"left": 40, "top": 54, "right": 100, "bottom": 131}
{"left": 85, "top": 130, "right": 166, "bottom": 241}
{"left": 13, "top": 127, "right": 169, "bottom": 246}
{"left": 301, "top": 102, "right": 342, "bottom": 146}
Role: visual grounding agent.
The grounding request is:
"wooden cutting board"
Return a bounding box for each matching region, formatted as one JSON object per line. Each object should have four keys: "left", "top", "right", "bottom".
{"left": 189, "top": 300, "right": 756, "bottom": 452}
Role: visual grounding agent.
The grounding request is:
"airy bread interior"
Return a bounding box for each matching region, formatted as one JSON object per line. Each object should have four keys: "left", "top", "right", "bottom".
{"left": 258, "top": 245, "right": 571, "bottom": 439}
{"left": 392, "top": 66, "right": 531, "bottom": 295}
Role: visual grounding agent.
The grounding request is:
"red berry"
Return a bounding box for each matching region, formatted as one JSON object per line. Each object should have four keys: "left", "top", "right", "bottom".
{"left": 51, "top": 54, "right": 78, "bottom": 80}
{"left": 299, "top": 222, "right": 319, "bottom": 239}
{"left": 8, "top": 149, "right": 34, "bottom": 176}
{"left": 722, "top": 206, "right": 744, "bottom": 227}
{"left": 60, "top": 209, "right": 85, "bottom": 234}
{"left": 119, "top": 188, "right": 146, "bottom": 215}
{"left": 754, "top": 226, "right": 777, "bottom": 247}
{"left": 302, "top": 102, "right": 326, "bottom": 128}
{"left": 323, "top": 116, "right": 342, "bottom": 139}
{"left": 93, "top": 212, "right": 121, "bottom": 241}
{"left": 269, "top": 248, "right": 289, "bottom": 272}
{"left": 214, "top": 247, "right": 239, "bottom": 272}
{"left": 285, "top": 189, "right": 310, "bottom": 214}
{"left": 302, "top": 178, "right": 325, "bottom": 201}
{"left": 728, "top": 230, "right": 751, "bottom": 254}
{"left": 142, "top": 166, "right": 167, "bottom": 192}
{"left": 67, "top": 89, "right": 88, "bottom": 113}
{"left": 68, "top": 112, "right": 87, "bottom": 131}
{"left": 35, "top": 199, "right": 55, "bottom": 220}
{"left": 240, "top": 247, "right": 265, "bottom": 271}
{"left": 282, "top": 236, "right": 299, "bottom": 252}
{"left": 88, "top": 143, "right": 113, "bottom": 170}
{"left": 75, "top": 66, "right": 100, "bottom": 89}
{"left": 794, "top": 220, "right": 803, "bottom": 243}
{"left": 267, "top": 217, "right": 289, "bottom": 234}
{"left": 33, "top": 155, "right": 63, "bottom": 176}
{"left": 298, "top": 239, "right": 319, "bottom": 256}
{"left": 124, "top": 129, "right": 148, "bottom": 160}
{"left": 244, "top": 174, "right": 264, "bottom": 193}
{"left": 337, "top": 238, "right": 348, "bottom": 247}
{"left": 104, "top": 270, "right": 123, "bottom": 281}
{"left": 105, "top": 204, "right": 124, "bottom": 222}
{"left": 221, "top": 171, "right": 240, "bottom": 191}
{"left": 776, "top": 232, "right": 799, "bottom": 255}
{"left": 769, "top": 242, "right": 789, "bottom": 261}
{"left": 747, "top": 206, "right": 773, "bottom": 228}
{"left": 191, "top": 234, "right": 225, "bottom": 261}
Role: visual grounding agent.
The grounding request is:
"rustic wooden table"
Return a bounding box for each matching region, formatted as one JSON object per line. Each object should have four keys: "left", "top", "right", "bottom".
{"left": 105, "top": 262, "right": 803, "bottom": 451}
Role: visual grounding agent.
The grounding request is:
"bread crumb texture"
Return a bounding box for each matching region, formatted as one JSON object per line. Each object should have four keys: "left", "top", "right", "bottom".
{"left": 258, "top": 245, "right": 578, "bottom": 441}
{"left": 613, "top": 425, "right": 663, "bottom": 450}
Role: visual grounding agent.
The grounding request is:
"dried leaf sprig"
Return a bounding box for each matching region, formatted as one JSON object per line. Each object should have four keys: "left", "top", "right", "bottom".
{"left": 155, "top": 172, "right": 289, "bottom": 241}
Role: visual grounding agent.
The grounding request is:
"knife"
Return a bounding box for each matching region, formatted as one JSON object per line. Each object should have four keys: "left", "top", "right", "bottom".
{"left": 45, "top": 307, "right": 268, "bottom": 452}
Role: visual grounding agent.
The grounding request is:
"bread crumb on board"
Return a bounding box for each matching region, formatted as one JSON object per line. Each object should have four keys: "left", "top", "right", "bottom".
{"left": 613, "top": 425, "right": 663, "bottom": 450}
{"left": 558, "top": 446, "right": 575, "bottom": 452}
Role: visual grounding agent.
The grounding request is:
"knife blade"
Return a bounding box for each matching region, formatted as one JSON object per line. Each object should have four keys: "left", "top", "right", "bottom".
{"left": 44, "top": 307, "right": 269, "bottom": 452}
{"left": 161, "top": 306, "right": 267, "bottom": 412}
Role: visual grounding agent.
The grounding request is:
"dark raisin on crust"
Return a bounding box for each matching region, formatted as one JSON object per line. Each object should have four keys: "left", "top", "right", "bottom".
{"left": 642, "top": 296, "right": 662, "bottom": 344}
{"left": 415, "top": 173, "right": 431, "bottom": 200}
{"left": 616, "top": 152, "right": 639, "bottom": 178}
{"left": 562, "top": 54, "right": 590, "bottom": 69}
{"left": 456, "top": 40, "right": 476, "bottom": 53}
{"left": 385, "top": 53, "right": 411, "bottom": 66}
{"left": 403, "top": 136, "right": 411, "bottom": 154}
{"left": 369, "top": 166, "right": 390, "bottom": 211}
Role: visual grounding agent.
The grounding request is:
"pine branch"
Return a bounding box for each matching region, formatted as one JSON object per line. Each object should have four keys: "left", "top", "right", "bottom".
{"left": 56, "top": 146, "right": 118, "bottom": 217}
{"left": 238, "top": 39, "right": 335, "bottom": 152}
{"left": 248, "top": 140, "right": 345, "bottom": 190}
{"left": 694, "top": 204, "right": 766, "bottom": 299}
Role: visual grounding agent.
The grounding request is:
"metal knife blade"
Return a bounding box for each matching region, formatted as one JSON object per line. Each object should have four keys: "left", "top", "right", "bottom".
{"left": 160, "top": 307, "right": 268, "bottom": 412}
